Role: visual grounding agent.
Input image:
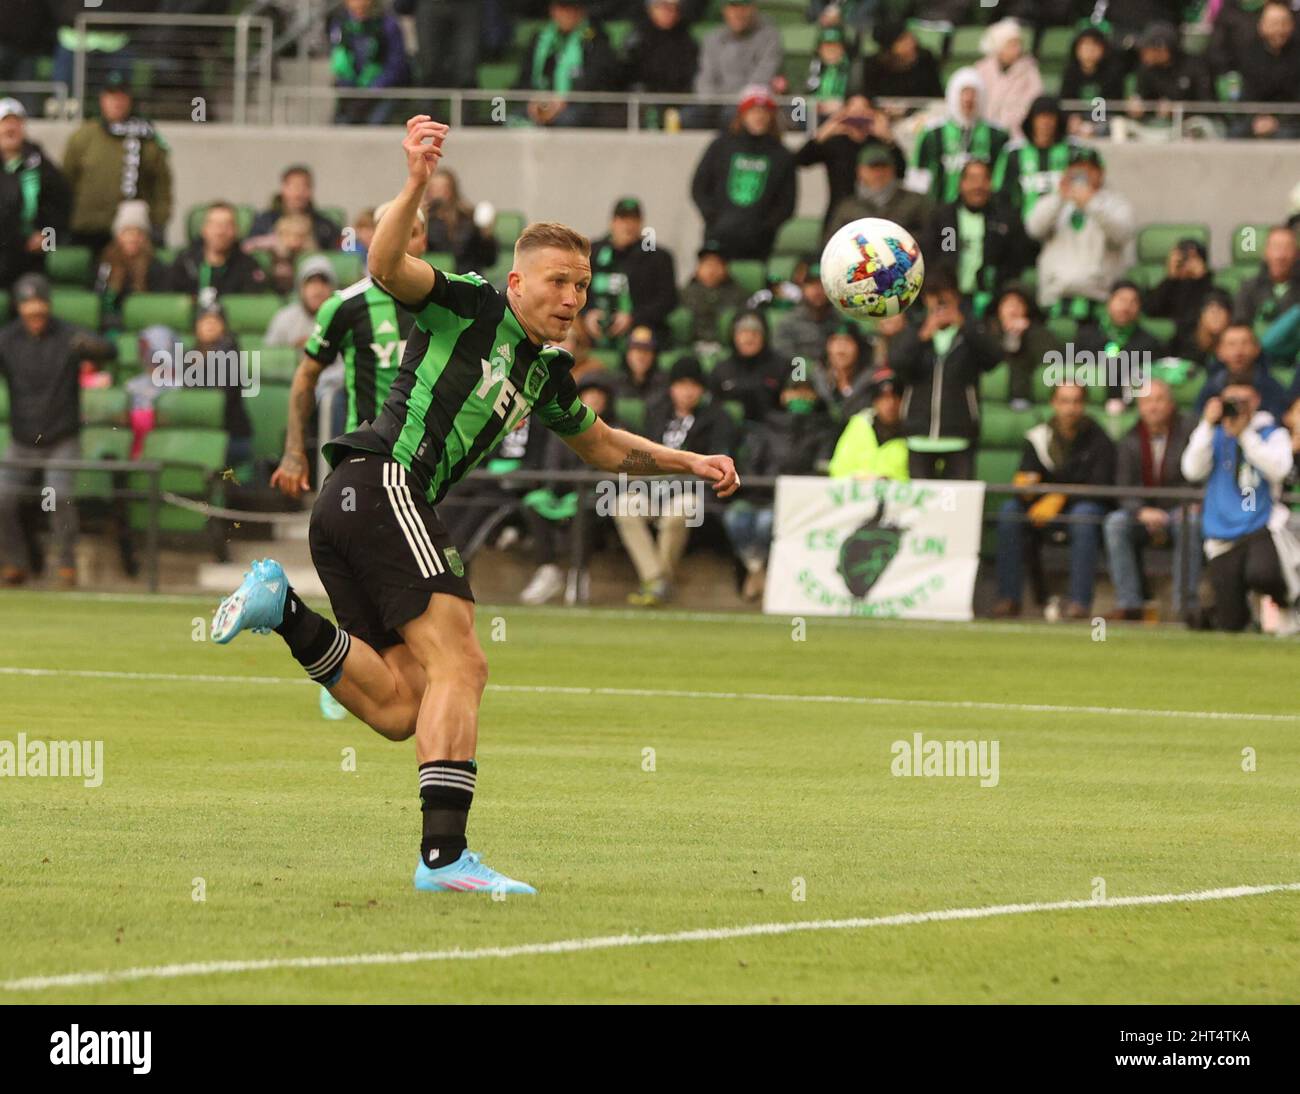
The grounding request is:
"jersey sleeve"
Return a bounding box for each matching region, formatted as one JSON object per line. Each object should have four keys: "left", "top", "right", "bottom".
{"left": 533, "top": 350, "right": 597, "bottom": 438}
{"left": 303, "top": 293, "right": 347, "bottom": 364}
{"left": 408, "top": 265, "right": 494, "bottom": 331}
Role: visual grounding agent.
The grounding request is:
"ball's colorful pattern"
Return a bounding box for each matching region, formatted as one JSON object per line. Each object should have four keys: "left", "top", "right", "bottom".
{"left": 820, "top": 217, "right": 925, "bottom": 320}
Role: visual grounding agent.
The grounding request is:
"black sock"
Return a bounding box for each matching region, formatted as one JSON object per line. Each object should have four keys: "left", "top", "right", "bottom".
{"left": 419, "top": 760, "right": 476, "bottom": 868}
{"left": 274, "top": 588, "right": 350, "bottom": 686}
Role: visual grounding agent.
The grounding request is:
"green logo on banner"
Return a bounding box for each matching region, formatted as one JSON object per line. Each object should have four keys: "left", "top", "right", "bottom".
{"left": 836, "top": 507, "right": 903, "bottom": 599}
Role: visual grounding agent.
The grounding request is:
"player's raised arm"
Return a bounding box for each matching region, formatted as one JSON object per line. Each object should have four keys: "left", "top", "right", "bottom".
{"left": 368, "top": 115, "right": 446, "bottom": 306}
{"left": 563, "top": 417, "right": 741, "bottom": 498}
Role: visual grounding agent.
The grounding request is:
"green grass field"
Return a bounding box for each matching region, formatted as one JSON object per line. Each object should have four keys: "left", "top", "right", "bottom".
{"left": 1, "top": 591, "right": 1297, "bottom": 1004}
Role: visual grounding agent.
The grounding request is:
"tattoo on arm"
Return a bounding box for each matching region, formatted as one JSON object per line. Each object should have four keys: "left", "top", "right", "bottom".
{"left": 618, "top": 448, "right": 662, "bottom": 474}
{"left": 284, "top": 369, "right": 317, "bottom": 457}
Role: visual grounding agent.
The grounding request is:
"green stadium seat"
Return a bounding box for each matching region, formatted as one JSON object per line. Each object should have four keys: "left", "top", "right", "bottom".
{"left": 82, "top": 386, "right": 128, "bottom": 427}
{"left": 246, "top": 386, "right": 291, "bottom": 461}
{"left": 256, "top": 346, "right": 300, "bottom": 385}
{"left": 185, "top": 202, "right": 256, "bottom": 243}
{"left": 1231, "top": 223, "right": 1272, "bottom": 266}
{"left": 323, "top": 251, "right": 365, "bottom": 285}
{"left": 1125, "top": 264, "right": 1164, "bottom": 291}
{"left": 665, "top": 305, "right": 694, "bottom": 347}
{"left": 604, "top": 20, "right": 633, "bottom": 49}
{"left": 980, "top": 404, "right": 1040, "bottom": 448}
{"left": 975, "top": 447, "right": 1022, "bottom": 488}
{"left": 773, "top": 216, "right": 822, "bottom": 258}
{"left": 767, "top": 254, "right": 798, "bottom": 284}
{"left": 476, "top": 60, "right": 517, "bottom": 91}
{"left": 690, "top": 21, "right": 719, "bottom": 45}
{"left": 46, "top": 245, "right": 95, "bottom": 287}
{"left": 0, "top": 381, "right": 9, "bottom": 420}
{"left": 0, "top": 288, "right": 9, "bottom": 322}
{"left": 698, "top": 346, "right": 722, "bottom": 374}
{"left": 729, "top": 259, "right": 766, "bottom": 295}
{"left": 1037, "top": 26, "right": 1075, "bottom": 62}
{"left": 1136, "top": 223, "right": 1210, "bottom": 265}
{"left": 129, "top": 427, "right": 229, "bottom": 534}
{"left": 780, "top": 25, "right": 820, "bottom": 54}
{"left": 980, "top": 362, "right": 1011, "bottom": 402}
{"left": 948, "top": 25, "right": 988, "bottom": 62}
{"left": 156, "top": 388, "right": 226, "bottom": 429}
{"left": 77, "top": 426, "right": 132, "bottom": 500}
{"left": 615, "top": 397, "right": 645, "bottom": 432}
{"left": 1046, "top": 316, "right": 1077, "bottom": 343}
{"left": 658, "top": 347, "right": 694, "bottom": 372}
{"left": 513, "top": 19, "right": 544, "bottom": 49}
{"left": 494, "top": 210, "right": 526, "bottom": 249}
{"left": 239, "top": 334, "right": 266, "bottom": 354}
{"left": 0, "top": 423, "right": 8, "bottom": 459}
{"left": 905, "top": 21, "right": 948, "bottom": 57}
{"left": 50, "top": 288, "right": 100, "bottom": 329}
{"left": 1142, "top": 317, "right": 1176, "bottom": 348}
{"left": 222, "top": 293, "right": 285, "bottom": 335}
{"left": 587, "top": 348, "right": 620, "bottom": 371}
{"left": 123, "top": 292, "right": 193, "bottom": 333}
{"left": 1215, "top": 266, "right": 1252, "bottom": 295}
{"left": 717, "top": 306, "right": 738, "bottom": 344}
{"left": 318, "top": 206, "right": 346, "bottom": 235}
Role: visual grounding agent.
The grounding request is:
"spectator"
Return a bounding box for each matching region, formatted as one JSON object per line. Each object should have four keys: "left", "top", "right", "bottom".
{"left": 806, "top": 25, "right": 854, "bottom": 123}
{"left": 1208, "top": 0, "right": 1274, "bottom": 85}
{"left": 892, "top": 267, "right": 1000, "bottom": 479}
{"left": 814, "top": 323, "right": 874, "bottom": 422}
{"left": 972, "top": 18, "right": 1042, "bottom": 139}
{"left": 1075, "top": 280, "right": 1167, "bottom": 406}
{"left": 265, "top": 254, "right": 339, "bottom": 349}
{"left": 922, "top": 157, "right": 1032, "bottom": 320}
{"left": 329, "top": 0, "right": 411, "bottom": 126}
{"left": 1179, "top": 289, "right": 1235, "bottom": 368}
{"left": 622, "top": 0, "right": 699, "bottom": 95}
{"left": 827, "top": 366, "right": 910, "bottom": 480}
{"left": 93, "top": 200, "right": 170, "bottom": 334}
{"left": 1196, "top": 322, "right": 1289, "bottom": 419}
{"left": 677, "top": 239, "right": 750, "bottom": 350}
{"left": 616, "top": 355, "right": 732, "bottom": 607}
{"left": 986, "top": 283, "right": 1061, "bottom": 410}
{"left": 1141, "top": 237, "right": 1212, "bottom": 341}
{"left": 188, "top": 302, "right": 253, "bottom": 471}
{"left": 395, "top": 0, "right": 480, "bottom": 89}
{"left": 61, "top": 72, "right": 173, "bottom": 256}
{"left": 1025, "top": 146, "right": 1135, "bottom": 321}
{"left": 264, "top": 213, "right": 317, "bottom": 296}
{"left": 348, "top": 207, "right": 377, "bottom": 263}
{"left": 772, "top": 257, "right": 839, "bottom": 367}
{"left": 614, "top": 325, "right": 667, "bottom": 402}
{"left": 170, "top": 202, "right": 269, "bottom": 306}
{"left": 518, "top": 374, "right": 618, "bottom": 605}
{"left": 1096, "top": 0, "right": 1188, "bottom": 54}
{"left": 423, "top": 169, "right": 498, "bottom": 275}
{"left": 913, "top": 68, "right": 1009, "bottom": 207}
{"left": 1059, "top": 28, "right": 1125, "bottom": 139}
{"left": 1181, "top": 375, "right": 1296, "bottom": 631}
{"left": 825, "top": 141, "right": 930, "bottom": 244}
{"left": 584, "top": 196, "right": 678, "bottom": 347}
{"left": 860, "top": 20, "right": 943, "bottom": 104}
{"left": 710, "top": 308, "right": 787, "bottom": 423}
{"left": 1123, "top": 22, "right": 1212, "bottom": 131}
{"left": 795, "top": 94, "right": 907, "bottom": 234}
{"left": 1103, "top": 379, "right": 1199, "bottom": 622}
{"left": 1236, "top": 225, "right": 1300, "bottom": 340}
{"left": 0, "top": 274, "right": 114, "bottom": 587}
{"left": 247, "top": 166, "right": 342, "bottom": 252}
{"left": 693, "top": 1, "right": 783, "bottom": 121}
{"left": 516, "top": 2, "right": 621, "bottom": 128}
{"left": 0, "top": 98, "right": 69, "bottom": 292}
{"left": 690, "top": 86, "right": 797, "bottom": 261}
{"left": 723, "top": 375, "right": 837, "bottom": 600}
{"left": 993, "top": 97, "right": 1074, "bottom": 226}
{"left": 994, "top": 383, "right": 1116, "bottom": 619}
{"left": 1234, "top": 1, "right": 1300, "bottom": 140}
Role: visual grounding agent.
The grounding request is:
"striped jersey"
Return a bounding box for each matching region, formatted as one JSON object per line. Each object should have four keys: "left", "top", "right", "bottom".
{"left": 304, "top": 277, "right": 414, "bottom": 432}
{"left": 322, "top": 266, "right": 597, "bottom": 505}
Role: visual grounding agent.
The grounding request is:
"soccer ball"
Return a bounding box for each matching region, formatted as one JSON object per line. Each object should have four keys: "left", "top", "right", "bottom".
{"left": 820, "top": 217, "right": 925, "bottom": 320}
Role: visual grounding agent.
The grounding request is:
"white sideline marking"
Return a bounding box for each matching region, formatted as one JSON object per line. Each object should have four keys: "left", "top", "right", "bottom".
{"left": 1, "top": 665, "right": 1298, "bottom": 723}
{"left": 3, "top": 882, "right": 1297, "bottom": 993}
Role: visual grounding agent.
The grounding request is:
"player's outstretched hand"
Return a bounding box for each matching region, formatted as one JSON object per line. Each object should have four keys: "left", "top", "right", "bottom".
{"left": 403, "top": 115, "right": 448, "bottom": 186}
{"left": 690, "top": 453, "right": 740, "bottom": 498}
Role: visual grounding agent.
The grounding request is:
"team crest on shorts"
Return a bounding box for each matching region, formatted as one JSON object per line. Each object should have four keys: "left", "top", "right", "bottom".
{"left": 444, "top": 547, "right": 465, "bottom": 577}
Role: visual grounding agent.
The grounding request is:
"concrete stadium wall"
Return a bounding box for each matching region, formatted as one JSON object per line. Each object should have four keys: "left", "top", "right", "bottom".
{"left": 27, "top": 121, "right": 1300, "bottom": 272}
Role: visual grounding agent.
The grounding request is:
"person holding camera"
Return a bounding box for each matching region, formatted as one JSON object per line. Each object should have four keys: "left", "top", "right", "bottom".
{"left": 1181, "top": 376, "right": 1298, "bottom": 632}
{"left": 1195, "top": 322, "right": 1289, "bottom": 420}
{"left": 1146, "top": 238, "right": 1215, "bottom": 342}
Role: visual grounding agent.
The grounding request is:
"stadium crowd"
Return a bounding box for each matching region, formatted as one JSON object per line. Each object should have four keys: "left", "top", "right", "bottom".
{"left": 3, "top": 2, "right": 1300, "bottom": 631}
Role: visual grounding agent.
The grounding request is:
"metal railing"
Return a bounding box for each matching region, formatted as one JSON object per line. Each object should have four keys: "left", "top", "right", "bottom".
{"left": 0, "top": 80, "right": 71, "bottom": 120}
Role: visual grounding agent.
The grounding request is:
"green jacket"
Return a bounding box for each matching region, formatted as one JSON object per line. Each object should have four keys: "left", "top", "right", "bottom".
{"left": 827, "top": 410, "right": 910, "bottom": 480}
{"left": 61, "top": 119, "right": 173, "bottom": 236}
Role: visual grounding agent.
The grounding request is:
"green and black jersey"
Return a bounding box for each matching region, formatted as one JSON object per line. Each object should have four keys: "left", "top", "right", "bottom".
{"left": 304, "top": 277, "right": 415, "bottom": 432}
{"left": 322, "top": 267, "right": 597, "bottom": 506}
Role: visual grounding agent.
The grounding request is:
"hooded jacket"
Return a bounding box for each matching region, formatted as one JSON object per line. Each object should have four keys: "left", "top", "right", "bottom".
{"left": 913, "top": 68, "right": 1009, "bottom": 205}
{"left": 691, "top": 129, "right": 797, "bottom": 261}
{"left": 1024, "top": 182, "right": 1136, "bottom": 308}
{"left": 1058, "top": 29, "right": 1126, "bottom": 114}
{"left": 61, "top": 115, "right": 173, "bottom": 236}
{"left": 891, "top": 318, "right": 1002, "bottom": 444}
{"left": 740, "top": 404, "right": 838, "bottom": 477}
{"left": 709, "top": 310, "right": 788, "bottom": 423}
{"left": 265, "top": 255, "right": 337, "bottom": 348}
{"left": 622, "top": 12, "right": 698, "bottom": 94}
{"left": 992, "top": 97, "right": 1076, "bottom": 222}
{"left": 973, "top": 32, "right": 1043, "bottom": 138}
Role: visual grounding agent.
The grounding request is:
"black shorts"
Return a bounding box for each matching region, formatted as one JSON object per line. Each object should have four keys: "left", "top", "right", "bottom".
{"left": 308, "top": 450, "right": 474, "bottom": 651}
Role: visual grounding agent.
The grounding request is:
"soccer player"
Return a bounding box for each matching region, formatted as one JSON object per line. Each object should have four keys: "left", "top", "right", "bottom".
{"left": 210, "top": 117, "right": 739, "bottom": 895}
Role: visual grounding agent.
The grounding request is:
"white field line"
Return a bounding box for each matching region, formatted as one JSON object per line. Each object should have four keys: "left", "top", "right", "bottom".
{"left": 3, "top": 881, "right": 1297, "bottom": 993}
{"left": 1, "top": 665, "right": 1297, "bottom": 723}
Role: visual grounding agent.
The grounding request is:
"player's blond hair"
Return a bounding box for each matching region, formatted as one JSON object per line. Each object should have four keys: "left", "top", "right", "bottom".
{"left": 514, "top": 221, "right": 590, "bottom": 260}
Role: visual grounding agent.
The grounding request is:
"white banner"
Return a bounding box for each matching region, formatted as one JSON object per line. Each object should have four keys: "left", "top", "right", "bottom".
{"left": 762, "top": 476, "right": 986, "bottom": 620}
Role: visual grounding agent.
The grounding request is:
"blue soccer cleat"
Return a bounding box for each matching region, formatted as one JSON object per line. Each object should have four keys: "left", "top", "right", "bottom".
{"left": 413, "top": 850, "right": 537, "bottom": 895}
{"left": 211, "top": 558, "right": 288, "bottom": 644}
{"left": 319, "top": 686, "right": 348, "bottom": 720}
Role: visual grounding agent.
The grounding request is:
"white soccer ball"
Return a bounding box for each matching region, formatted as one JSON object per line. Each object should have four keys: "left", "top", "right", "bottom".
{"left": 819, "top": 217, "right": 925, "bottom": 320}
